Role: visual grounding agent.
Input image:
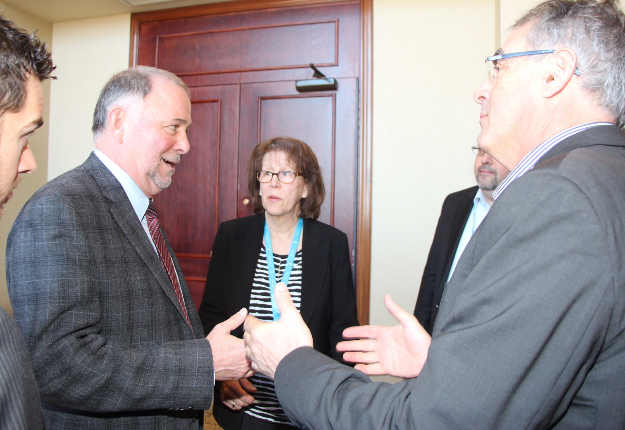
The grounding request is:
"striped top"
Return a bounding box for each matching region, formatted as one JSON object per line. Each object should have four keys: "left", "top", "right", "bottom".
{"left": 245, "top": 246, "right": 302, "bottom": 425}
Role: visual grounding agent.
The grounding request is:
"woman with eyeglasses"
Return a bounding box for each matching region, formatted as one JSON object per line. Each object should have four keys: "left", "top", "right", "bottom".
{"left": 198, "top": 136, "right": 358, "bottom": 430}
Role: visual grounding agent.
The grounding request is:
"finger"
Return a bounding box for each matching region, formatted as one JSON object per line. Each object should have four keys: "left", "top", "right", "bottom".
{"left": 243, "top": 314, "right": 262, "bottom": 333}
{"left": 342, "top": 325, "right": 381, "bottom": 340}
{"left": 342, "top": 351, "right": 380, "bottom": 365}
{"left": 354, "top": 362, "right": 387, "bottom": 376}
{"left": 223, "top": 399, "right": 238, "bottom": 410}
{"left": 384, "top": 295, "right": 419, "bottom": 328}
{"left": 216, "top": 308, "right": 248, "bottom": 333}
{"left": 336, "top": 338, "right": 378, "bottom": 353}
{"left": 274, "top": 282, "right": 296, "bottom": 318}
{"left": 240, "top": 377, "right": 258, "bottom": 393}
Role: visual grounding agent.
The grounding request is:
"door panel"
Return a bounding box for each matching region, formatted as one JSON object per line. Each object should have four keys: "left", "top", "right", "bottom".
{"left": 135, "top": 2, "right": 360, "bottom": 87}
{"left": 155, "top": 84, "right": 240, "bottom": 309}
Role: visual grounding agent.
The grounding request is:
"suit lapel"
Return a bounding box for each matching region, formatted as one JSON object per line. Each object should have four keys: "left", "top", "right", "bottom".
{"left": 441, "top": 188, "right": 477, "bottom": 282}
{"left": 300, "top": 219, "right": 326, "bottom": 323}
{"left": 84, "top": 153, "right": 194, "bottom": 335}
{"left": 227, "top": 215, "right": 265, "bottom": 315}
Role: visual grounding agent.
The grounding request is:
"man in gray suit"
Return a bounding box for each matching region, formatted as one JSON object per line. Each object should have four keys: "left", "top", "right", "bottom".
{"left": 244, "top": 1, "right": 625, "bottom": 429}
{"left": 6, "top": 67, "right": 251, "bottom": 428}
{"left": 0, "top": 15, "right": 55, "bottom": 429}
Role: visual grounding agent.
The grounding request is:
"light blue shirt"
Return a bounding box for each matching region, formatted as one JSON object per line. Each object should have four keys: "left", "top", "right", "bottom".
{"left": 94, "top": 149, "right": 155, "bottom": 250}
{"left": 447, "top": 188, "right": 491, "bottom": 282}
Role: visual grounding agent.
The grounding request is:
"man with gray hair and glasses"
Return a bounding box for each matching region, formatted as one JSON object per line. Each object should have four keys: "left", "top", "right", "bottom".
{"left": 7, "top": 66, "right": 252, "bottom": 428}
{"left": 243, "top": 1, "right": 625, "bottom": 428}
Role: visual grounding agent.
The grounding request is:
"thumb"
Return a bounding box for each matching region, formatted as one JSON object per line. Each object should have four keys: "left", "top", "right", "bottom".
{"left": 384, "top": 295, "right": 417, "bottom": 328}
{"left": 275, "top": 282, "right": 296, "bottom": 318}
{"left": 219, "top": 307, "right": 248, "bottom": 333}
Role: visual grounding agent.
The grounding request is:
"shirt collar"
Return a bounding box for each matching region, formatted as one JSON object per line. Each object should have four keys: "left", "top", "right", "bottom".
{"left": 492, "top": 122, "right": 612, "bottom": 200}
{"left": 94, "top": 149, "right": 150, "bottom": 221}
{"left": 474, "top": 188, "right": 490, "bottom": 208}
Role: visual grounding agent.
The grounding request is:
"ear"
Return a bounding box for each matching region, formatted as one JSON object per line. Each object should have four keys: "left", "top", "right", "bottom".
{"left": 108, "top": 106, "right": 126, "bottom": 143}
{"left": 541, "top": 48, "right": 578, "bottom": 98}
{"left": 301, "top": 185, "right": 308, "bottom": 199}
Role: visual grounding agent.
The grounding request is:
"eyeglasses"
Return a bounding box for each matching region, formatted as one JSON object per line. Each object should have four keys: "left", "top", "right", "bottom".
{"left": 257, "top": 170, "right": 301, "bottom": 184}
{"left": 485, "top": 49, "right": 581, "bottom": 83}
{"left": 471, "top": 146, "right": 485, "bottom": 156}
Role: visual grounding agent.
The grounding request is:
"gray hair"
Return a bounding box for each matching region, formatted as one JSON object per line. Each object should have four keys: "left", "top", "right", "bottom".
{"left": 513, "top": 0, "right": 625, "bottom": 128}
{"left": 92, "top": 66, "right": 189, "bottom": 141}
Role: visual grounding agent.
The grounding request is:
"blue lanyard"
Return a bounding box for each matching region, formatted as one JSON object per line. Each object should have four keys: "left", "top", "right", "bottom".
{"left": 264, "top": 217, "right": 303, "bottom": 321}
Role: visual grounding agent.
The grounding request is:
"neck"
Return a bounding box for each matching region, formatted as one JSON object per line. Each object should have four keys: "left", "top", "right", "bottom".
{"left": 482, "top": 189, "right": 494, "bottom": 206}
{"left": 265, "top": 213, "right": 300, "bottom": 236}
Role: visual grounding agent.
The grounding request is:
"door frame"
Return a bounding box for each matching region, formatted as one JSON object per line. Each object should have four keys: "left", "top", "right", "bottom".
{"left": 131, "top": 0, "right": 373, "bottom": 324}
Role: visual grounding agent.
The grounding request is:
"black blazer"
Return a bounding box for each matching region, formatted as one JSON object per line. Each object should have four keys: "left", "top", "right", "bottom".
{"left": 198, "top": 214, "right": 359, "bottom": 429}
{"left": 413, "top": 186, "right": 477, "bottom": 334}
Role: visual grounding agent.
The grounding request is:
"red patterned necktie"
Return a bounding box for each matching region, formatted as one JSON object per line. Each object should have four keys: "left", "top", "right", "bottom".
{"left": 145, "top": 200, "right": 193, "bottom": 331}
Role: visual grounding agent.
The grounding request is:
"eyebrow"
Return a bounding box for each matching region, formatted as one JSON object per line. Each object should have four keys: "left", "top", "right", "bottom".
{"left": 24, "top": 118, "right": 44, "bottom": 133}
{"left": 171, "top": 117, "right": 192, "bottom": 128}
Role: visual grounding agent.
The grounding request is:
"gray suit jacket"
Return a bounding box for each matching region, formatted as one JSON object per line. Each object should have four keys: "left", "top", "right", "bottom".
{"left": 6, "top": 153, "right": 213, "bottom": 429}
{"left": 0, "top": 307, "right": 43, "bottom": 429}
{"left": 273, "top": 125, "right": 625, "bottom": 429}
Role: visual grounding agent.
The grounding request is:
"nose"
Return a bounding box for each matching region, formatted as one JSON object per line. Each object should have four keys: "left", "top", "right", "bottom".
{"left": 269, "top": 173, "right": 281, "bottom": 187}
{"left": 480, "top": 151, "right": 494, "bottom": 165}
{"left": 473, "top": 79, "right": 491, "bottom": 104}
{"left": 18, "top": 145, "right": 37, "bottom": 174}
{"left": 175, "top": 130, "right": 191, "bottom": 155}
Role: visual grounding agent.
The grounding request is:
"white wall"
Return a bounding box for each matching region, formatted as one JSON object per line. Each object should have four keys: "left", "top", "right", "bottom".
{"left": 370, "top": 0, "right": 495, "bottom": 328}
{"left": 0, "top": 2, "right": 52, "bottom": 313}
{"left": 48, "top": 14, "right": 131, "bottom": 179}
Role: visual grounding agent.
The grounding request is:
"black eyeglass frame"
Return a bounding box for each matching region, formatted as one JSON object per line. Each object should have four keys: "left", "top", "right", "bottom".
{"left": 256, "top": 170, "right": 302, "bottom": 184}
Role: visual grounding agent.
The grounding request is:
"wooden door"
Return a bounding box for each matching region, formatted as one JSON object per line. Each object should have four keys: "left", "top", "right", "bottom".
{"left": 154, "top": 84, "right": 240, "bottom": 307}
{"left": 134, "top": 1, "right": 363, "bottom": 316}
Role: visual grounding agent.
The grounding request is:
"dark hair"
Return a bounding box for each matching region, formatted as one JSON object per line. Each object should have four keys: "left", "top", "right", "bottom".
{"left": 92, "top": 66, "right": 190, "bottom": 141}
{"left": 513, "top": 0, "right": 625, "bottom": 127}
{"left": 0, "top": 15, "right": 55, "bottom": 117}
{"left": 247, "top": 136, "right": 325, "bottom": 219}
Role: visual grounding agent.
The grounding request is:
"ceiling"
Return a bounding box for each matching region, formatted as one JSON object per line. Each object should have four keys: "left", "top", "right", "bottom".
{"left": 2, "top": 0, "right": 235, "bottom": 23}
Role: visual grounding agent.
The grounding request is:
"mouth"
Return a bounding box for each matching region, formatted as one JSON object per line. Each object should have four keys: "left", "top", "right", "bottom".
{"left": 162, "top": 158, "right": 179, "bottom": 168}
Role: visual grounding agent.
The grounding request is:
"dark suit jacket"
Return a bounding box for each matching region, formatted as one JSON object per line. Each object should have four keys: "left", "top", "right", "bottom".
{"left": 414, "top": 186, "right": 477, "bottom": 334}
{"left": 198, "top": 214, "right": 358, "bottom": 429}
{"left": 272, "top": 125, "right": 625, "bottom": 429}
{"left": 0, "top": 307, "right": 43, "bottom": 429}
{"left": 6, "top": 153, "right": 213, "bottom": 429}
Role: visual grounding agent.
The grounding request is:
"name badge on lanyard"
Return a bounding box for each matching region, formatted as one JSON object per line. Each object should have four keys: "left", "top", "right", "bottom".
{"left": 264, "top": 218, "right": 303, "bottom": 320}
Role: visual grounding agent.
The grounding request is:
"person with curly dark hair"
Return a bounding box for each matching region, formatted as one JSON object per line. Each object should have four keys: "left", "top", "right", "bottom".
{"left": 0, "top": 14, "right": 54, "bottom": 430}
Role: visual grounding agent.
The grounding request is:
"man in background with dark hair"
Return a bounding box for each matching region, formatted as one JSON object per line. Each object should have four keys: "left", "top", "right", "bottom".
{"left": 414, "top": 147, "right": 509, "bottom": 334}
{"left": 0, "top": 15, "right": 55, "bottom": 430}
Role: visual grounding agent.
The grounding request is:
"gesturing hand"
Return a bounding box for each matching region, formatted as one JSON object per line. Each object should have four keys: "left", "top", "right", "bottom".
{"left": 207, "top": 308, "right": 254, "bottom": 381}
{"left": 336, "top": 294, "right": 431, "bottom": 379}
{"left": 244, "top": 282, "right": 313, "bottom": 379}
